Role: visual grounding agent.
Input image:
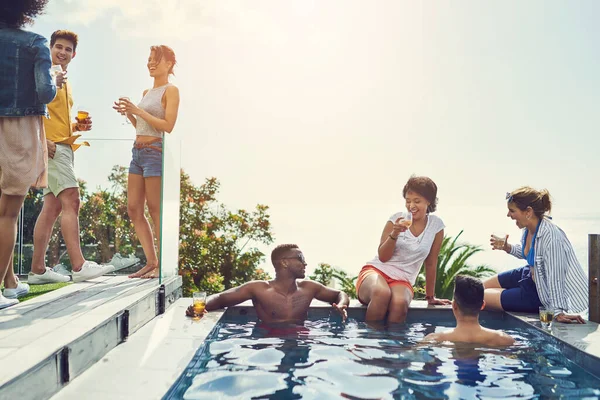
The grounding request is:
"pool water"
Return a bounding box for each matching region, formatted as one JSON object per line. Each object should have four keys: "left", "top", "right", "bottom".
{"left": 165, "top": 312, "right": 600, "bottom": 399}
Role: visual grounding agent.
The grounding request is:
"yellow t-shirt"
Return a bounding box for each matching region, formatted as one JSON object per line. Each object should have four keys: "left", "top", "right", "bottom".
{"left": 43, "top": 81, "right": 89, "bottom": 151}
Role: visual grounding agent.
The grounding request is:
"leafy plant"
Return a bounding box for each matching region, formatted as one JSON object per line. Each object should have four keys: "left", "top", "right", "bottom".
{"left": 415, "top": 230, "right": 496, "bottom": 299}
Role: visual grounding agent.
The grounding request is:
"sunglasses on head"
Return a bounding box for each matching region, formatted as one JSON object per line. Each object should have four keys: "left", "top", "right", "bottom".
{"left": 506, "top": 192, "right": 529, "bottom": 209}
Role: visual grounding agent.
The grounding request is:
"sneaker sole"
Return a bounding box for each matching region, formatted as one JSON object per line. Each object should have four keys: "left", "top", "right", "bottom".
{"left": 3, "top": 289, "right": 30, "bottom": 299}
{"left": 72, "top": 267, "right": 116, "bottom": 283}
{"left": 0, "top": 300, "right": 19, "bottom": 310}
{"left": 28, "top": 277, "right": 71, "bottom": 285}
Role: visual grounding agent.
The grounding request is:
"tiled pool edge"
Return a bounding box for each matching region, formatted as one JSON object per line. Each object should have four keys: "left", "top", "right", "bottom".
{"left": 505, "top": 310, "right": 600, "bottom": 379}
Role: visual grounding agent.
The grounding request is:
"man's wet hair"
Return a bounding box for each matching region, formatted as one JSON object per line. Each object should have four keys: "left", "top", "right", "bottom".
{"left": 453, "top": 275, "right": 484, "bottom": 316}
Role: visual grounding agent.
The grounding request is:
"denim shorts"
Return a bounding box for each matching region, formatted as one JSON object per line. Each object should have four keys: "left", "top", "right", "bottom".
{"left": 129, "top": 141, "right": 162, "bottom": 178}
{"left": 498, "top": 266, "right": 542, "bottom": 313}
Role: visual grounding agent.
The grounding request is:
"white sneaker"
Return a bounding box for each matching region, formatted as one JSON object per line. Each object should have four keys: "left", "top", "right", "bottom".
{"left": 3, "top": 277, "right": 30, "bottom": 299}
{"left": 108, "top": 253, "right": 140, "bottom": 271}
{"left": 0, "top": 294, "right": 19, "bottom": 310}
{"left": 28, "top": 267, "right": 71, "bottom": 284}
{"left": 72, "top": 261, "right": 115, "bottom": 283}
{"left": 52, "top": 264, "right": 72, "bottom": 276}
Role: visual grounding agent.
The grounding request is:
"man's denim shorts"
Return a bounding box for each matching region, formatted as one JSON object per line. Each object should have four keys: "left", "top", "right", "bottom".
{"left": 129, "top": 140, "right": 162, "bottom": 178}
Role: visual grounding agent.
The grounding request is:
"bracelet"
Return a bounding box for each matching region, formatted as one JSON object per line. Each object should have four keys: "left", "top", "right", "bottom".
{"left": 389, "top": 234, "right": 398, "bottom": 241}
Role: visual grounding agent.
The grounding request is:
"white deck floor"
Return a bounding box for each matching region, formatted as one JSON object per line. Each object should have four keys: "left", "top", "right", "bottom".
{"left": 0, "top": 275, "right": 182, "bottom": 400}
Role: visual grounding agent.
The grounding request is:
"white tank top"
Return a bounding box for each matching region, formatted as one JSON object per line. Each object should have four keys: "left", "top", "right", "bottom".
{"left": 135, "top": 83, "right": 172, "bottom": 138}
{"left": 365, "top": 212, "right": 445, "bottom": 285}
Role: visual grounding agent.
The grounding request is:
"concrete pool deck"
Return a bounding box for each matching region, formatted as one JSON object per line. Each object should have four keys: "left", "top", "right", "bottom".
{"left": 0, "top": 275, "right": 182, "bottom": 400}
{"left": 48, "top": 298, "right": 600, "bottom": 400}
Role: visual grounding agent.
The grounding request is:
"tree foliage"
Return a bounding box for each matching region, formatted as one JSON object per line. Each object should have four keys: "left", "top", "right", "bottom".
{"left": 310, "top": 263, "right": 358, "bottom": 299}
{"left": 178, "top": 172, "right": 274, "bottom": 296}
{"left": 414, "top": 230, "right": 496, "bottom": 299}
{"left": 17, "top": 168, "right": 273, "bottom": 296}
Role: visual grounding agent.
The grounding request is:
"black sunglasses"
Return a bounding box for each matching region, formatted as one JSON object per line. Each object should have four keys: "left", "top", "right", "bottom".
{"left": 277, "top": 254, "right": 306, "bottom": 263}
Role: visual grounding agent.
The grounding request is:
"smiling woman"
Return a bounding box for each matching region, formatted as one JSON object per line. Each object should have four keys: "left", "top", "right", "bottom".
{"left": 355, "top": 176, "right": 452, "bottom": 324}
{"left": 112, "top": 45, "right": 181, "bottom": 280}
{"left": 483, "top": 186, "right": 589, "bottom": 324}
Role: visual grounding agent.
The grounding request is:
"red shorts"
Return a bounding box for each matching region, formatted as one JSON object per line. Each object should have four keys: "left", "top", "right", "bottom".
{"left": 257, "top": 322, "right": 309, "bottom": 337}
{"left": 355, "top": 265, "right": 414, "bottom": 305}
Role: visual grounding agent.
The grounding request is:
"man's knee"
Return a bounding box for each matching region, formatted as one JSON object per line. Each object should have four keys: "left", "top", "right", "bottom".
{"left": 42, "top": 198, "right": 62, "bottom": 219}
{"left": 58, "top": 189, "right": 80, "bottom": 213}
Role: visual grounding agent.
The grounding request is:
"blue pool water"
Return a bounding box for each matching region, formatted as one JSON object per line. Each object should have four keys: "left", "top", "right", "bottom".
{"left": 165, "top": 310, "right": 600, "bottom": 399}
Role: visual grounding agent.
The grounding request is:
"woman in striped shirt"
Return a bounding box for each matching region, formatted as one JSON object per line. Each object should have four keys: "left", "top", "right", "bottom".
{"left": 483, "top": 187, "right": 588, "bottom": 324}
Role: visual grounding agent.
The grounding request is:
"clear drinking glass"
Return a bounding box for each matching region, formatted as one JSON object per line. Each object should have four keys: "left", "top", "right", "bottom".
{"left": 192, "top": 292, "right": 207, "bottom": 319}
{"left": 50, "top": 65, "right": 63, "bottom": 88}
{"left": 491, "top": 233, "right": 508, "bottom": 250}
{"left": 119, "top": 96, "right": 131, "bottom": 125}
{"left": 402, "top": 211, "right": 413, "bottom": 240}
{"left": 539, "top": 306, "right": 554, "bottom": 328}
{"left": 75, "top": 106, "right": 90, "bottom": 131}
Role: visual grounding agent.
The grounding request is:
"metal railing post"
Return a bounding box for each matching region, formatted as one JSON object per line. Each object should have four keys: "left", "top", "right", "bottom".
{"left": 589, "top": 234, "right": 600, "bottom": 323}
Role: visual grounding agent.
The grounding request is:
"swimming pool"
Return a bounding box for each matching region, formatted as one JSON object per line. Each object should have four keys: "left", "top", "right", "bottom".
{"left": 164, "top": 308, "right": 600, "bottom": 399}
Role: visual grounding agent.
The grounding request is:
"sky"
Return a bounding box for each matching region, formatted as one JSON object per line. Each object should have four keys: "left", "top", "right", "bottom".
{"left": 30, "top": 0, "right": 600, "bottom": 279}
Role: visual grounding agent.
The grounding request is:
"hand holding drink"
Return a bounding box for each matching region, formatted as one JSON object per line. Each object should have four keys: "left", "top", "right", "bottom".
{"left": 391, "top": 212, "right": 413, "bottom": 240}
{"left": 113, "top": 96, "right": 132, "bottom": 124}
{"left": 490, "top": 233, "right": 508, "bottom": 251}
{"left": 190, "top": 292, "right": 207, "bottom": 320}
{"left": 50, "top": 65, "right": 65, "bottom": 88}
{"left": 401, "top": 212, "right": 413, "bottom": 240}
{"left": 75, "top": 108, "right": 92, "bottom": 131}
{"left": 401, "top": 212, "right": 413, "bottom": 228}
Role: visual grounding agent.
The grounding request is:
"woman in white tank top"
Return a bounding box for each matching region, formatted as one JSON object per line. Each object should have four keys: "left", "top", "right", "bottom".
{"left": 356, "top": 176, "right": 451, "bottom": 323}
{"left": 112, "top": 45, "right": 180, "bottom": 279}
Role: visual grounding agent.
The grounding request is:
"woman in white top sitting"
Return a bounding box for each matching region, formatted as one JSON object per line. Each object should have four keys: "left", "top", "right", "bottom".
{"left": 484, "top": 187, "right": 587, "bottom": 324}
{"left": 356, "top": 176, "right": 451, "bottom": 323}
{"left": 113, "top": 45, "right": 180, "bottom": 279}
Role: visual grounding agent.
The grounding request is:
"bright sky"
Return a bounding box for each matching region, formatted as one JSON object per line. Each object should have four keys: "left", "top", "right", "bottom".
{"left": 31, "top": 1, "right": 600, "bottom": 278}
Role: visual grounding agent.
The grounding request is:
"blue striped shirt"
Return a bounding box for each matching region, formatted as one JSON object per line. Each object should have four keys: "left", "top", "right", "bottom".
{"left": 508, "top": 217, "right": 588, "bottom": 315}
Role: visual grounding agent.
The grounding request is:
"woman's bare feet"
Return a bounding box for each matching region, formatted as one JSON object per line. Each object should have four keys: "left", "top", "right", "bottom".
{"left": 129, "top": 263, "right": 158, "bottom": 278}
{"left": 141, "top": 267, "right": 159, "bottom": 279}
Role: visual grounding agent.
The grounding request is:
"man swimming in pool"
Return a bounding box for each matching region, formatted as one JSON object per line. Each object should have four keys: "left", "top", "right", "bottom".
{"left": 423, "top": 275, "right": 514, "bottom": 346}
{"left": 186, "top": 244, "right": 349, "bottom": 323}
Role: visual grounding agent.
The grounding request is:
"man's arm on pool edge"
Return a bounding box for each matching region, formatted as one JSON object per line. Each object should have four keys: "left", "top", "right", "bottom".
{"left": 186, "top": 282, "right": 259, "bottom": 317}
{"left": 309, "top": 282, "right": 350, "bottom": 321}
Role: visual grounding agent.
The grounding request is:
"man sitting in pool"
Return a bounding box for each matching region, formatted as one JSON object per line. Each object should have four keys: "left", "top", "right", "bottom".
{"left": 186, "top": 244, "right": 350, "bottom": 323}
{"left": 423, "top": 275, "right": 515, "bottom": 346}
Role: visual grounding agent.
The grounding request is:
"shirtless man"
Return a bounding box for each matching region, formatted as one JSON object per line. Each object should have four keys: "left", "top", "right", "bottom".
{"left": 423, "top": 275, "right": 514, "bottom": 346}
{"left": 186, "top": 244, "right": 349, "bottom": 323}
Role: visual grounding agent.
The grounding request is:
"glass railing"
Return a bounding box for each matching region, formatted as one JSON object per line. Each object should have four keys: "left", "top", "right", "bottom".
{"left": 15, "top": 138, "right": 140, "bottom": 276}
{"left": 159, "top": 133, "right": 182, "bottom": 283}
{"left": 14, "top": 132, "right": 182, "bottom": 284}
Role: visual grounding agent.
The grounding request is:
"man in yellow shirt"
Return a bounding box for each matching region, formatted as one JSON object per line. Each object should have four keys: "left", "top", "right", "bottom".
{"left": 29, "top": 30, "right": 114, "bottom": 284}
